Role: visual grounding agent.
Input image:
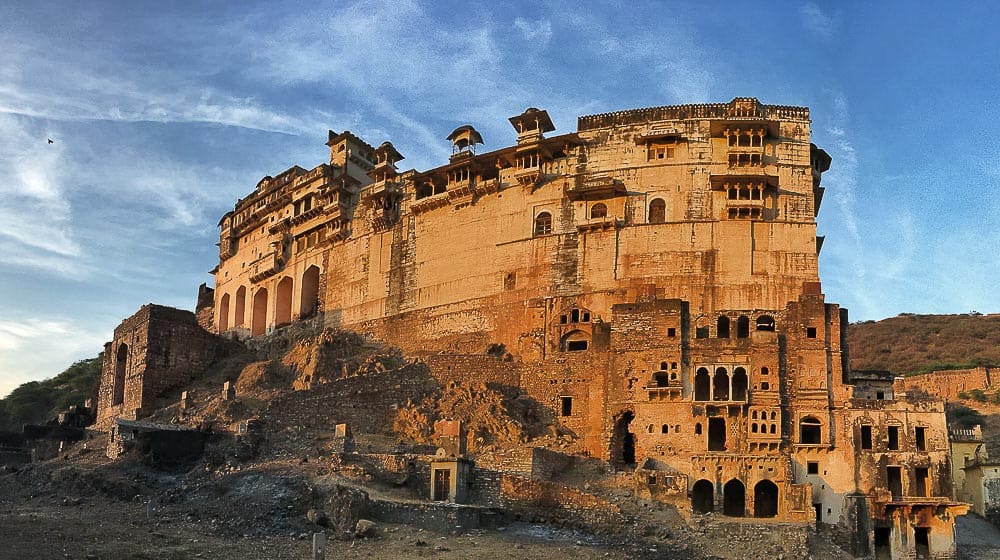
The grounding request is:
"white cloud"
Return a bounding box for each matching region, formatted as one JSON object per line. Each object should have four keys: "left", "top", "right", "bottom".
{"left": 514, "top": 17, "right": 553, "bottom": 45}
{"left": 0, "top": 317, "right": 108, "bottom": 398}
{"left": 800, "top": 3, "right": 835, "bottom": 39}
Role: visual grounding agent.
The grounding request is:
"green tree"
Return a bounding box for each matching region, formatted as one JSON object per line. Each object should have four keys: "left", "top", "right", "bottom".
{"left": 0, "top": 356, "right": 102, "bottom": 431}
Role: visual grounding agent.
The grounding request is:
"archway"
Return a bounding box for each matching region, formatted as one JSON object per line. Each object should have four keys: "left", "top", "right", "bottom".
{"left": 754, "top": 480, "right": 779, "bottom": 518}
{"left": 713, "top": 367, "right": 730, "bottom": 401}
{"left": 234, "top": 286, "right": 247, "bottom": 327}
{"left": 717, "top": 316, "right": 730, "bottom": 338}
{"left": 692, "top": 479, "right": 714, "bottom": 514}
{"left": 694, "top": 368, "right": 710, "bottom": 401}
{"left": 251, "top": 288, "right": 268, "bottom": 336}
{"left": 300, "top": 265, "right": 320, "bottom": 318}
{"left": 737, "top": 315, "right": 750, "bottom": 338}
{"left": 611, "top": 411, "right": 636, "bottom": 468}
{"left": 112, "top": 343, "right": 128, "bottom": 406}
{"left": 219, "top": 293, "right": 230, "bottom": 332}
{"left": 800, "top": 416, "right": 822, "bottom": 444}
{"left": 648, "top": 198, "right": 666, "bottom": 224}
{"left": 560, "top": 330, "right": 590, "bottom": 352}
{"left": 590, "top": 203, "right": 607, "bottom": 219}
{"left": 723, "top": 479, "right": 745, "bottom": 517}
{"left": 275, "top": 276, "right": 293, "bottom": 327}
{"left": 732, "top": 367, "right": 748, "bottom": 401}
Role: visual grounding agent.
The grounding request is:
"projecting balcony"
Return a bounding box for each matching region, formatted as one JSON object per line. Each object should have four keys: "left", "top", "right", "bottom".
{"left": 514, "top": 165, "right": 542, "bottom": 185}
{"left": 566, "top": 176, "right": 627, "bottom": 201}
{"left": 248, "top": 250, "right": 282, "bottom": 283}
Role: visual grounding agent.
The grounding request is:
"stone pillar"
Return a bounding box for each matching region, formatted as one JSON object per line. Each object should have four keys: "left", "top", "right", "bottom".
{"left": 312, "top": 532, "right": 326, "bottom": 560}
{"left": 222, "top": 382, "right": 235, "bottom": 401}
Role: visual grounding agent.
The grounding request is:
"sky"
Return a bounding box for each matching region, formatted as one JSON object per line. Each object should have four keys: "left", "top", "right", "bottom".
{"left": 1, "top": 1, "right": 998, "bottom": 397}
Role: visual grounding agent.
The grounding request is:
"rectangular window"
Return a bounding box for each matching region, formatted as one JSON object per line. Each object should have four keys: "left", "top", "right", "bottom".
{"left": 861, "top": 425, "right": 873, "bottom": 450}
{"left": 647, "top": 142, "right": 675, "bottom": 161}
{"left": 806, "top": 327, "right": 817, "bottom": 338}
{"left": 807, "top": 462, "right": 819, "bottom": 475}
{"left": 915, "top": 467, "right": 929, "bottom": 497}
{"left": 888, "top": 426, "right": 899, "bottom": 450}
{"left": 667, "top": 327, "right": 676, "bottom": 338}
{"left": 560, "top": 396, "right": 573, "bottom": 417}
{"left": 915, "top": 427, "right": 926, "bottom": 451}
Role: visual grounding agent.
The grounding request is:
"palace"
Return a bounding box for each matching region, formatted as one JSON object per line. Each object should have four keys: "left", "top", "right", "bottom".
{"left": 99, "top": 98, "right": 967, "bottom": 558}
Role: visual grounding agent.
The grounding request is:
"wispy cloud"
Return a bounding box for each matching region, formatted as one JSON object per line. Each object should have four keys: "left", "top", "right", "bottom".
{"left": 514, "top": 17, "right": 553, "bottom": 46}
{"left": 0, "top": 317, "right": 108, "bottom": 398}
{"left": 800, "top": 3, "right": 835, "bottom": 39}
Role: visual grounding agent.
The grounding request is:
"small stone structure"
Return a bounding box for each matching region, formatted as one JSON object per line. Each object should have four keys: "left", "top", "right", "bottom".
{"left": 107, "top": 418, "right": 206, "bottom": 468}
{"left": 429, "top": 449, "right": 471, "bottom": 503}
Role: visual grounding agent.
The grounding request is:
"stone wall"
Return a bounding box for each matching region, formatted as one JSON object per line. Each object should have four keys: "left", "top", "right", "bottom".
{"left": 904, "top": 366, "right": 993, "bottom": 400}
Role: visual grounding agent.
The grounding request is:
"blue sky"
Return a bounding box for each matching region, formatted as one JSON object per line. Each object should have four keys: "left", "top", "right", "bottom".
{"left": 1, "top": 1, "right": 998, "bottom": 397}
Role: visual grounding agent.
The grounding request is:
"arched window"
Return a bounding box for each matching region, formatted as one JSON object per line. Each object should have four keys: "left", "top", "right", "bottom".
{"left": 560, "top": 330, "right": 590, "bottom": 352}
{"left": 300, "top": 265, "right": 320, "bottom": 318}
{"left": 661, "top": 424, "right": 669, "bottom": 434}
{"left": 800, "top": 416, "right": 822, "bottom": 444}
{"left": 692, "top": 479, "right": 714, "bottom": 514}
{"left": 713, "top": 367, "right": 730, "bottom": 401}
{"left": 219, "top": 293, "right": 231, "bottom": 332}
{"left": 590, "top": 203, "right": 607, "bottom": 219}
{"left": 717, "top": 316, "right": 730, "bottom": 338}
{"left": 648, "top": 199, "right": 666, "bottom": 224}
{"left": 737, "top": 316, "right": 750, "bottom": 338}
{"left": 534, "top": 212, "right": 552, "bottom": 236}
{"left": 756, "top": 315, "right": 775, "bottom": 331}
{"left": 694, "top": 368, "right": 711, "bottom": 401}
{"left": 754, "top": 480, "right": 779, "bottom": 518}
{"left": 723, "top": 479, "right": 745, "bottom": 517}
{"left": 732, "top": 367, "right": 748, "bottom": 401}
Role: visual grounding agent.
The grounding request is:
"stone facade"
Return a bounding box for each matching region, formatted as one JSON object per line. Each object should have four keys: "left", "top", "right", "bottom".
{"left": 95, "top": 304, "right": 223, "bottom": 429}
{"left": 904, "top": 366, "right": 994, "bottom": 400}
{"left": 208, "top": 98, "right": 966, "bottom": 557}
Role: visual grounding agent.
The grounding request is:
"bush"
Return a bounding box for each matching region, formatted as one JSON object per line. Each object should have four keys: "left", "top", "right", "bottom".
{"left": 948, "top": 404, "right": 985, "bottom": 428}
{"left": 971, "top": 389, "right": 988, "bottom": 402}
{"left": 0, "top": 356, "right": 102, "bottom": 431}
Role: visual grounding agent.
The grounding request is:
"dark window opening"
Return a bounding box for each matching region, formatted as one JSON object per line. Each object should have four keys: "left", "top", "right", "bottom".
{"left": 800, "top": 417, "right": 822, "bottom": 444}
{"left": 888, "top": 426, "right": 899, "bottom": 450}
{"left": 861, "top": 425, "right": 873, "bottom": 450}
{"left": 756, "top": 315, "right": 775, "bottom": 331}
{"left": 694, "top": 368, "right": 711, "bottom": 401}
{"left": 732, "top": 368, "right": 748, "bottom": 401}
{"left": 590, "top": 203, "right": 607, "bottom": 219}
{"left": 806, "top": 327, "right": 817, "bottom": 338}
{"left": 887, "top": 466, "right": 903, "bottom": 500}
{"left": 915, "top": 427, "right": 926, "bottom": 451}
{"left": 648, "top": 475, "right": 657, "bottom": 485}
{"left": 612, "top": 412, "right": 636, "bottom": 467}
{"left": 571, "top": 309, "right": 580, "bottom": 322}
{"left": 695, "top": 326, "right": 709, "bottom": 338}
{"left": 661, "top": 424, "right": 668, "bottom": 434}
{"left": 915, "top": 467, "right": 929, "bottom": 497}
{"left": 753, "top": 480, "right": 778, "bottom": 518}
{"left": 667, "top": 327, "right": 676, "bottom": 337}
{"left": 717, "top": 316, "right": 730, "bottom": 338}
{"left": 654, "top": 372, "right": 669, "bottom": 387}
{"left": 876, "top": 391, "right": 885, "bottom": 400}
{"left": 737, "top": 316, "right": 750, "bottom": 338}
{"left": 709, "top": 418, "right": 726, "bottom": 451}
{"left": 713, "top": 367, "right": 730, "bottom": 401}
{"left": 807, "top": 462, "right": 819, "bottom": 475}
{"left": 566, "top": 340, "right": 588, "bottom": 352}
{"left": 761, "top": 366, "right": 769, "bottom": 375}
{"left": 761, "top": 382, "right": 770, "bottom": 390}
{"left": 113, "top": 343, "right": 128, "bottom": 406}
{"left": 692, "top": 479, "right": 714, "bottom": 514}
{"left": 695, "top": 423, "right": 702, "bottom": 435}
{"left": 723, "top": 479, "right": 745, "bottom": 517}
{"left": 560, "top": 396, "right": 573, "bottom": 417}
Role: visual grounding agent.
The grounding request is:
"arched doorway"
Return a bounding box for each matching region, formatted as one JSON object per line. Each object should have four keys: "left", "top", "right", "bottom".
{"left": 251, "top": 288, "right": 268, "bottom": 336}
{"left": 234, "top": 286, "right": 247, "bottom": 327}
{"left": 219, "top": 293, "right": 230, "bottom": 332}
{"left": 648, "top": 199, "right": 666, "bottom": 224}
{"left": 611, "top": 411, "right": 636, "bottom": 468}
{"left": 723, "top": 479, "right": 745, "bottom": 517}
{"left": 300, "top": 265, "right": 320, "bottom": 318}
{"left": 692, "top": 479, "right": 714, "bottom": 514}
{"left": 275, "top": 276, "right": 293, "bottom": 327}
{"left": 112, "top": 343, "right": 128, "bottom": 406}
{"left": 694, "top": 368, "right": 711, "bottom": 401}
{"left": 754, "top": 480, "right": 779, "bottom": 518}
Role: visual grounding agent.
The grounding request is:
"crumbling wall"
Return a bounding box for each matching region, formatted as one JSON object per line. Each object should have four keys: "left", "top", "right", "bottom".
{"left": 904, "top": 366, "right": 993, "bottom": 400}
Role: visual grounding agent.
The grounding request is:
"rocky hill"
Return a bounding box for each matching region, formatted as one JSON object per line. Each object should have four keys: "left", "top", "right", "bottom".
{"left": 0, "top": 356, "right": 101, "bottom": 431}
{"left": 847, "top": 313, "right": 1000, "bottom": 376}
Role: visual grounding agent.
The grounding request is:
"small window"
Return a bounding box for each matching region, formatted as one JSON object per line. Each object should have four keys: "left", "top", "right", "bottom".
{"left": 915, "top": 427, "right": 926, "bottom": 451}
{"left": 661, "top": 424, "right": 669, "bottom": 434}
{"left": 860, "top": 425, "right": 873, "bottom": 450}
{"left": 695, "top": 326, "right": 709, "bottom": 338}
{"left": 800, "top": 416, "right": 822, "bottom": 444}
{"left": 761, "top": 367, "right": 769, "bottom": 375}
{"left": 761, "top": 382, "right": 769, "bottom": 391}
{"left": 876, "top": 391, "right": 885, "bottom": 400}
{"left": 667, "top": 327, "right": 676, "bottom": 337}
{"left": 648, "top": 475, "right": 657, "bottom": 485}
{"left": 566, "top": 340, "right": 588, "bottom": 352}
{"left": 806, "top": 327, "right": 817, "bottom": 338}
{"left": 534, "top": 212, "right": 552, "bottom": 236}
{"left": 590, "top": 203, "right": 608, "bottom": 219}
{"left": 888, "top": 426, "right": 899, "bottom": 450}
{"left": 807, "top": 462, "right": 819, "bottom": 475}
{"left": 695, "top": 423, "right": 702, "bottom": 435}
{"left": 648, "top": 199, "right": 666, "bottom": 224}
{"left": 560, "top": 396, "right": 573, "bottom": 417}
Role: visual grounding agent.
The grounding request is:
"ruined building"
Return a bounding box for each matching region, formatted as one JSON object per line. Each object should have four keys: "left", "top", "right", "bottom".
{"left": 98, "top": 98, "right": 967, "bottom": 558}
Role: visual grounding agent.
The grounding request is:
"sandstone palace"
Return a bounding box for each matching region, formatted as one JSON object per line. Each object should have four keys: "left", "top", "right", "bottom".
{"left": 96, "top": 98, "right": 968, "bottom": 558}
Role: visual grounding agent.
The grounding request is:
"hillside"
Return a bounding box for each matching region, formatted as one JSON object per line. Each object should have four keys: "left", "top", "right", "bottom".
{"left": 0, "top": 356, "right": 102, "bottom": 431}
{"left": 847, "top": 313, "right": 1000, "bottom": 376}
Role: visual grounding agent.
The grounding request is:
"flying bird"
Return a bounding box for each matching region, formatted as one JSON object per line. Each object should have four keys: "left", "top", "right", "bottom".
{"left": 47, "top": 138, "right": 54, "bottom": 144}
